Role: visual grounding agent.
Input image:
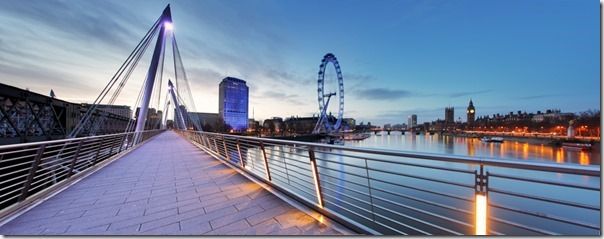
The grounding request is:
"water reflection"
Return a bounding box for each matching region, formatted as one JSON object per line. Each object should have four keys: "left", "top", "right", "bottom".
{"left": 237, "top": 133, "right": 600, "bottom": 235}
{"left": 467, "top": 139, "right": 475, "bottom": 157}
{"left": 346, "top": 133, "right": 600, "bottom": 165}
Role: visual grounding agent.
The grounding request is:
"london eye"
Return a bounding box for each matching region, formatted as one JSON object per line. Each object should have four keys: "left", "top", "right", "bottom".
{"left": 313, "top": 53, "right": 344, "bottom": 134}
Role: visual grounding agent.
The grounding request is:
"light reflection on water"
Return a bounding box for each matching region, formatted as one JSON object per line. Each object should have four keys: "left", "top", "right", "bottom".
{"left": 345, "top": 133, "right": 601, "bottom": 166}
{"left": 235, "top": 132, "right": 600, "bottom": 235}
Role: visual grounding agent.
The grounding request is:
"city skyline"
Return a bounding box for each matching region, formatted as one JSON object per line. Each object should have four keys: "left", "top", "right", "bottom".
{"left": 0, "top": 0, "right": 599, "bottom": 125}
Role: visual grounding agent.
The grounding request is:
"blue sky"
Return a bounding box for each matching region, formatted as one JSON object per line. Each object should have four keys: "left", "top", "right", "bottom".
{"left": 0, "top": 0, "right": 599, "bottom": 125}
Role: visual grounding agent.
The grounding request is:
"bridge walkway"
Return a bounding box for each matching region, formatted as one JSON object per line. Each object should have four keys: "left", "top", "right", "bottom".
{"left": 0, "top": 131, "right": 344, "bottom": 235}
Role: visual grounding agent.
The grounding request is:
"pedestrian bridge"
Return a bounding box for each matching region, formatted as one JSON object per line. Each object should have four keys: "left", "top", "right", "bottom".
{"left": 0, "top": 130, "right": 599, "bottom": 235}
{"left": 0, "top": 131, "right": 346, "bottom": 235}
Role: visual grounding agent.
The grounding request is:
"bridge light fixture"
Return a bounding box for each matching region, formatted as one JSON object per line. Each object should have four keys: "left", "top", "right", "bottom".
{"left": 475, "top": 193, "right": 487, "bottom": 235}
{"left": 164, "top": 21, "right": 173, "bottom": 31}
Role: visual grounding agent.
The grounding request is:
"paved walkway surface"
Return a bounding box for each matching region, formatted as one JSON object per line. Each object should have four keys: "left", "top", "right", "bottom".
{"left": 0, "top": 131, "right": 342, "bottom": 235}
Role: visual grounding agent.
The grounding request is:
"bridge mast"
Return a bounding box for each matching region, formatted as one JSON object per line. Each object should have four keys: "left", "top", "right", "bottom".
{"left": 133, "top": 5, "right": 172, "bottom": 144}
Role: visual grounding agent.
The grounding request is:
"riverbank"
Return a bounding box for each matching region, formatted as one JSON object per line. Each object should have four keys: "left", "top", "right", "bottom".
{"left": 442, "top": 132, "right": 601, "bottom": 152}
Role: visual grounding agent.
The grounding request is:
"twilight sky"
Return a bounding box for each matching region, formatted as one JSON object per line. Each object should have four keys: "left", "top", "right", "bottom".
{"left": 0, "top": 0, "right": 599, "bottom": 125}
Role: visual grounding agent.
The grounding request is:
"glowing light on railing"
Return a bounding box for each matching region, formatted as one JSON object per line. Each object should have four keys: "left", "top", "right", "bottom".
{"left": 475, "top": 193, "right": 488, "bottom": 235}
{"left": 310, "top": 158, "right": 323, "bottom": 208}
{"left": 316, "top": 214, "right": 325, "bottom": 223}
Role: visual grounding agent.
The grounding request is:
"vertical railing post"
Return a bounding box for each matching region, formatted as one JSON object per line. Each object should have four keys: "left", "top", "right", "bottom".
{"left": 68, "top": 140, "right": 84, "bottom": 177}
{"left": 108, "top": 135, "right": 116, "bottom": 156}
{"left": 308, "top": 147, "right": 324, "bottom": 207}
{"left": 129, "top": 132, "right": 135, "bottom": 148}
{"left": 281, "top": 145, "right": 291, "bottom": 184}
{"left": 93, "top": 137, "right": 105, "bottom": 165}
{"left": 223, "top": 136, "right": 230, "bottom": 162}
{"left": 118, "top": 133, "right": 126, "bottom": 153}
{"left": 19, "top": 144, "right": 46, "bottom": 201}
{"left": 475, "top": 164, "right": 489, "bottom": 235}
{"left": 365, "top": 159, "right": 376, "bottom": 221}
{"left": 124, "top": 133, "right": 131, "bottom": 150}
{"left": 213, "top": 138, "right": 219, "bottom": 155}
{"left": 236, "top": 139, "right": 245, "bottom": 168}
{"left": 259, "top": 141, "right": 271, "bottom": 181}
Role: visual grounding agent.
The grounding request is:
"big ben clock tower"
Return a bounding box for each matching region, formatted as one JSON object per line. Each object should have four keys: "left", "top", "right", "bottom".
{"left": 467, "top": 99, "right": 475, "bottom": 125}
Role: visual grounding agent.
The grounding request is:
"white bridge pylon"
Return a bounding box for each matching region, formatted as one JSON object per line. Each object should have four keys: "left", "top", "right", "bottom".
{"left": 132, "top": 6, "right": 172, "bottom": 144}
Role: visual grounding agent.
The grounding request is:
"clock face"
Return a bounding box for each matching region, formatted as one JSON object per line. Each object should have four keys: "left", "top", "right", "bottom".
{"left": 470, "top": 109, "right": 475, "bottom": 114}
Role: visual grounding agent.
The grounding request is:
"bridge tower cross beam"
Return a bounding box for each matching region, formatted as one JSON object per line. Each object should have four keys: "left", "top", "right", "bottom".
{"left": 133, "top": 5, "right": 172, "bottom": 144}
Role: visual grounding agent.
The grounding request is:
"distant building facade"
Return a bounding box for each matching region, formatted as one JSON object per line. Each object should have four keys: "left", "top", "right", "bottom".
{"left": 445, "top": 107, "right": 454, "bottom": 125}
{"left": 135, "top": 107, "right": 162, "bottom": 130}
{"left": 263, "top": 117, "right": 284, "bottom": 134}
{"left": 343, "top": 118, "right": 356, "bottom": 130}
{"left": 94, "top": 104, "right": 132, "bottom": 119}
{"left": 407, "top": 114, "right": 417, "bottom": 129}
{"left": 219, "top": 77, "right": 248, "bottom": 132}
{"left": 531, "top": 109, "right": 574, "bottom": 123}
{"left": 284, "top": 116, "right": 317, "bottom": 134}
{"left": 188, "top": 112, "right": 220, "bottom": 131}
{"left": 248, "top": 119, "right": 260, "bottom": 132}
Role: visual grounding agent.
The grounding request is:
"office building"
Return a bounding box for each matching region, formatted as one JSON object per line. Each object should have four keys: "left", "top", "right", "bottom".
{"left": 218, "top": 77, "right": 249, "bottom": 131}
{"left": 408, "top": 114, "right": 417, "bottom": 129}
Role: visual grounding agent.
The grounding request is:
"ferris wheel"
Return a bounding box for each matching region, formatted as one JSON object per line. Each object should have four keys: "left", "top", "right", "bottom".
{"left": 313, "top": 53, "right": 344, "bottom": 134}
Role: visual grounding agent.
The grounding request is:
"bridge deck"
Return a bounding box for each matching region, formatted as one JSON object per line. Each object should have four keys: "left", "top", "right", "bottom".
{"left": 0, "top": 131, "right": 342, "bottom": 235}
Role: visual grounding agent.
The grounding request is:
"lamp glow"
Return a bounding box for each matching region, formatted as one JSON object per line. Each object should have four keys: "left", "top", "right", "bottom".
{"left": 164, "top": 22, "right": 173, "bottom": 31}
{"left": 475, "top": 194, "right": 488, "bottom": 235}
{"left": 310, "top": 159, "right": 323, "bottom": 208}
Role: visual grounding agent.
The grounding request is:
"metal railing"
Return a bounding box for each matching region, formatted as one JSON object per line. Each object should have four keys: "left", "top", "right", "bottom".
{"left": 0, "top": 130, "right": 164, "bottom": 215}
{"left": 180, "top": 130, "right": 600, "bottom": 236}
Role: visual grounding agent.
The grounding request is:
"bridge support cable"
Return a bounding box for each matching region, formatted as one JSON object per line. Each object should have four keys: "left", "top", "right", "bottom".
{"left": 69, "top": 17, "right": 162, "bottom": 138}
{"left": 88, "top": 22, "right": 161, "bottom": 136}
{"left": 172, "top": 36, "right": 202, "bottom": 131}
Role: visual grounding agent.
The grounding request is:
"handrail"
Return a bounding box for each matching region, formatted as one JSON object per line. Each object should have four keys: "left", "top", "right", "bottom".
{"left": 180, "top": 130, "right": 601, "bottom": 236}
{"left": 197, "top": 131, "right": 599, "bottom": 176}
{"left": 0, "top": 131, "right": 152, "bottom": 151}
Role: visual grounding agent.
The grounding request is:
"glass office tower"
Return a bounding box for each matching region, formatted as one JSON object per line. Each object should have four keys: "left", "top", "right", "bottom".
{"left": 218, "top": 77, "right": 249, "bottom": 131}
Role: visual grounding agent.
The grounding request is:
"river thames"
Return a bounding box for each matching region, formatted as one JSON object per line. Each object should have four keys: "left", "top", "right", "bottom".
{"left": 345, "top": 132, "right": 601, "bottom": 166}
